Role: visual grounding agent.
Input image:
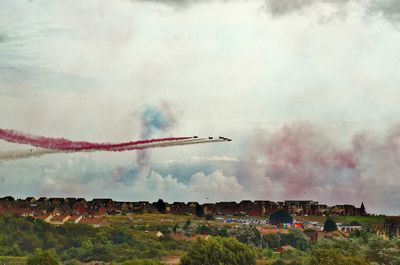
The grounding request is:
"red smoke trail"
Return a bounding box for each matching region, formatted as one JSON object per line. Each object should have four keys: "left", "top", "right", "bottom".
{"left": 0, "top": 128, "right": 192, "bottom": 151}
{"left": 0, "top": 137, "right": 226, "bottom": 160}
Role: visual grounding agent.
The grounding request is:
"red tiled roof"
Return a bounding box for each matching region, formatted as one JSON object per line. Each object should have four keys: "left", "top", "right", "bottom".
{"left": 50, "top": 215, "right": 70, "bottom": 222}
{"left": 35, "top": 214, "right": 52, "bottom": 221}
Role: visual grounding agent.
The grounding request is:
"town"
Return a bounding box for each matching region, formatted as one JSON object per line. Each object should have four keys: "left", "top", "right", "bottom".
{"left": 0, "top": 196, "right": 367, "bottom": 223}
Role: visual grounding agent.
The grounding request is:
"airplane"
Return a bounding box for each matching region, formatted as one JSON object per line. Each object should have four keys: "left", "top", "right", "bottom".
{"left": 219, "top": 136, "right": 232, "bottom": 141}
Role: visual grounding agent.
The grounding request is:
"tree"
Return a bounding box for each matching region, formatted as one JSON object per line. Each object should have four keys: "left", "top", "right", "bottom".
{"left": 310, "top": 248, "right": 368, "bottom": 265}
{"left": 27, "top": 249, "right": 60, "bottom": 265}
{"left": 155, "top": 199, "right": 166, "bottom": 213}
{"left": 231, "top": 226, "right": 262, "bottom": 247}
{"left": 195, "top": 204, "right": 204, "bottom": 217}
{"left": 323, "top": 219, "right": 338, "bottom": 232}
{"left": 269, "top": 210, "right": 293, "bottom": 225}
{"left": 180, "top": 237, "right": 257, "bottom": 265}
{"left": 365, "top": 235, "right": 400, "bottom": 265}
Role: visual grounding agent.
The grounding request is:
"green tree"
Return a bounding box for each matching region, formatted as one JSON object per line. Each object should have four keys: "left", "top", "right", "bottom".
{"left": 180, "top": 237, "right": 257, "bottom": 265}
{"left": 81, "top": 240, "right": 94, "bottom": 251}
{"left": 155, "top": 199, "right": 166, "bottom": 213}
{"left": 365, "top": 236, "right": 400, "bottom": 265}
{"left": 310, "top": 248, "right": 368, "bottom": 265}
{"left": 231, "top": 226, "right": 262, "bottom": 247}
{"left": 195, "top": 204, "right": 204, "bottom": 217}
{"left": 269, "top": 210, "right": 293, "bottom": 225}
{"left": 323, "top": 219, "right": 338, "bottom": 232}
{"left": 27, "top": 249, "right": 60, "bottom": 265}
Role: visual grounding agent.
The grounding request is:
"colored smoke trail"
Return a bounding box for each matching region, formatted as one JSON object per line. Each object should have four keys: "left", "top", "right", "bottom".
{"left": 137, "top": 103, "right": 177, "bottom": 167}
{"left": 0, "top": 133, "right": 227, "bottom": 160}
{"left": 0, "top": 128, "right": 191, "bottom": 151}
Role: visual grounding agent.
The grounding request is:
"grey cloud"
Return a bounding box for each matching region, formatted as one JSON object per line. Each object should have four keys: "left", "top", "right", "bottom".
{"left": 367, "top": 0, "right": 400, "bottom": 23}
{"left": 264, "top": 0, "right": 400, "bottom": 25}
{"left": 264, "top": 0, "right": 319, "bottom": 16}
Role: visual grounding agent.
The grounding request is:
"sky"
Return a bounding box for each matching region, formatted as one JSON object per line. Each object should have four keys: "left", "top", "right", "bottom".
{"left": 1, "top": 0, "right": 400, "bottom": 214}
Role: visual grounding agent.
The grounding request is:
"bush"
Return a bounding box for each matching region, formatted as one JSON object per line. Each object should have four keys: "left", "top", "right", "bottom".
{"left": 180, "top": 237, "right": 257, "bottom": 265}
{"left": 27, "top": 249, "right": 60, "bottom": 265}
{"left": 310, "top": 248, "right": 368, "bottom": 265}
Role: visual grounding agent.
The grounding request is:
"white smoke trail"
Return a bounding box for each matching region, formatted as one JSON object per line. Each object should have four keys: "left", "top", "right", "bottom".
{"left": 0, "top": 148, "right": 62, "bottom": 161}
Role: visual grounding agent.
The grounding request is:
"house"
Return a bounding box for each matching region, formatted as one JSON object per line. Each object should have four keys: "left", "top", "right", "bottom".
{"left": 26, "top": 197, "right": 37, "bottom": 204}
{"left": 35, "top": 214, "right": 53, "bottom": 223}
{"left": 72, "top": 199, "right": 88, "bottom": 215}
{"left": 37, "top": 197, "right": 50, "bottom": 207}
{"left": 238, "top": 200, "right": 263, "bottom": 216}
{"left": 0, "top": 196, "right": 14, "bottom": 208}
{"left": 49, "top": 215, "right": 71, "bottom": 226}
{"left": 88, "top": 206, "right": 107, "bottom": 217}
{"left": 134, "top": 201, "right": 156, "bottom": 213}
{"left": 0, "top": 207, "right": 33, "bottom": 217}
{"left": 48, "top": 198, "right": 65, "bottom": 206}
{"left": 285, "top": 200, "right": 317, "bottom": 215}
{"left": 215, "top": 201, "right": 237, "bottom": 215}
{"left": 315, "top": 204, "right": 328, "bottom": 215}
{"left": 119, "top": 202, "right": 133, "bottom": 213}
{"left": 66, "top": 215, "right": 83, "bottom": 224}
{"left": 330, "top": 205, "right": 345, "bottom": 215}
{"left": 202, "top": 203, "right": 216, "bottom": 215}
{"left": 254, "top": 200, "right": 278, "bottom": 216}
{"left": 171, "top": 202, "right": 187, "bottom": 214}
{"left": 186, "top": 202, "right": 199, "bottom": 215}
{"left": 89, "top": 199, "right": 118, "bottom": 214}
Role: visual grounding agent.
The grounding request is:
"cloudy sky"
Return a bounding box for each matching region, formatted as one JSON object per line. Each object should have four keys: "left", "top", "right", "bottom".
{"left": 1, "top": 0, "right": 400, "bottom": 214}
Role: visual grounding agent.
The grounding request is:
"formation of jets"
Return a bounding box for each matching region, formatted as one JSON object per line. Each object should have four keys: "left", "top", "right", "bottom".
{"left": 193, "top": 136, "right": 232, "bottom": 141}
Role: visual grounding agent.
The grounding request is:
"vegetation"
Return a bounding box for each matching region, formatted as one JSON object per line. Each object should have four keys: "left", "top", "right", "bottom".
{"left": 27, "top": 249, "right": 60, "bottom": 265}
{"left": 180, "top": 237, "right": 257, "bottom": 265}
{"left": 0, "top": 215, "right": 188, "bottom": 263}
{"left": 269, "top": 210, "right": 293, "bottom": 225}
{"left": 323, "top": 219, "right": 338, "bottom": 232}
{"left": 1, "top": 214, "right": 399, "bottom": 264}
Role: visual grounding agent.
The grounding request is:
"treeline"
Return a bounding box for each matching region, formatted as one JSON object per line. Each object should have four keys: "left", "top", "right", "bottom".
{"left": 0, "top": 215, "right": 187, "bottom": 262}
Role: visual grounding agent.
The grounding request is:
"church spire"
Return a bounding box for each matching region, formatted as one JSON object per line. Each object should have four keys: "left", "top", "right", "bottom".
{"left": 360, "top": 202, "right": 366, "bottom": 216}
